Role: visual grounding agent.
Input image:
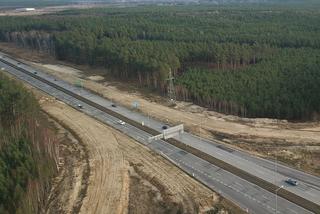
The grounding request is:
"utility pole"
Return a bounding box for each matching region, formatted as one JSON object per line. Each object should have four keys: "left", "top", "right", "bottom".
{"left": 167, "top": 69, "right": 176, "bottom": 104}
{"left": 197, "top": 118, "right": 208, "bottom": 142}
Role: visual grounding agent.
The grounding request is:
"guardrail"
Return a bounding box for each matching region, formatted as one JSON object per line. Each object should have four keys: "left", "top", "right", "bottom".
{"left": 1, "top": 57, "right": 319, "bottom": 214}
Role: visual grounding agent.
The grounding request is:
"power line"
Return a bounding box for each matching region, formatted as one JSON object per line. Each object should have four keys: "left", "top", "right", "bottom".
{"left": 167, "top": 69, "right": 176, "bottom": 104}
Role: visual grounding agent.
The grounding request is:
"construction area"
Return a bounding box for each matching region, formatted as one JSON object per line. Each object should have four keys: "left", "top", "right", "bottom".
{"left": 35, "top": 86, "right": 240, "bottom": 214}
{"left": 1, "top": 42, "right": 320, "bottom": 214}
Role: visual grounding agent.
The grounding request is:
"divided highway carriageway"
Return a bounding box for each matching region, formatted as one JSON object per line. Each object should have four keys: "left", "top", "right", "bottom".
{"left": 1, "top": 52, "right": 319, "bottom": 214}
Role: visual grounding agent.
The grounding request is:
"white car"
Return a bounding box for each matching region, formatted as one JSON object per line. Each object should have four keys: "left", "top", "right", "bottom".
{"left": 1, "top": 67, "right": 5, "bottom": 71}
{"left": 118, "top": 120, "right": 125, "bottom": 125}
{"left": 77, "top": 104, "right": 83, "bottom": 108}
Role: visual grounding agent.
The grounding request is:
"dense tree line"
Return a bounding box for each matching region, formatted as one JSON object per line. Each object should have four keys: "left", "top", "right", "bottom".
{"left": 0, "top": 5, "right": 319, "bottom": 119}
{"left": 177, "top": 48, "right": 320, "bottom": 119}
{"left": 0, "top": 73, "right": 57, "bottom": 213}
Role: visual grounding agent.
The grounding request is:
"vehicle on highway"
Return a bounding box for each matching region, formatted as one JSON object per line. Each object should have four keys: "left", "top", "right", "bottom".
{"left": 162, "top": 125, "right": 168, "bottom": 130}
{"left": 117, "top": 120, "right": 125, "bottom": 125}
{"left": 111, "top": 104, "right": 116, "bottom": 107}
{"left": 285, "top": 178, "right": 298, "bottom": 186}
{"left": 1, "top": 67, "right": 5, "bottom": 70}
{"left": 34, "top": 71, "right": 37, "bottom": 74}
{"left": 77, "top": 104, "right": 83, "bottom": 109}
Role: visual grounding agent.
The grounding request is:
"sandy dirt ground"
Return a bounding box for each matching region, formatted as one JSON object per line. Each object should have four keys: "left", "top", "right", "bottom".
{"left": 44, "top": 118, "right": 90, "bottom": 214}
{"left": 23, "top": 87, "right": 240, "bottom": 213}
{"left": 1, "top": 43, "right": 319, "bottom": 176}
{"left": 40, "top": 97, "right": 242, "bottom": 214}
{"left": 44, "top": 101, "right": 129, "bottom": 214}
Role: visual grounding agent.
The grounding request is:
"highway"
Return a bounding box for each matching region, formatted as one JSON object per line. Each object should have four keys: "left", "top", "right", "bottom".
{"left": 0, "top": 53, "right": 318, "bottom": 214}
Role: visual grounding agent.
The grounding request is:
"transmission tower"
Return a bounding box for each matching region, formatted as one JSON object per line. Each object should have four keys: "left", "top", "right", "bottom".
{"left": 167, "top": 69, "right": 176, "bottom": 104}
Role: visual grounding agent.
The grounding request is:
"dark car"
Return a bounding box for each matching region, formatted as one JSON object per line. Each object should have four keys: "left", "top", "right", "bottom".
{"left": 34, "top": 71, "right": 37, "bottom": 74}
{"left": 111, "top": 104, "right": 116, "bottom": 107}
{"left": 162, "top": 125, "right": 168, "bottom": 130}
{"left": 285, "top": 178, "right": 298, "bottom": 186}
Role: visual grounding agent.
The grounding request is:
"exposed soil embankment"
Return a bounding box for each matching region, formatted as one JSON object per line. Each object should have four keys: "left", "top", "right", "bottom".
{"left": 36, "top": 93, "right": 241, "bottom": 213}
{"left": 44, "top": 116, "right": 90, "bottom": 214}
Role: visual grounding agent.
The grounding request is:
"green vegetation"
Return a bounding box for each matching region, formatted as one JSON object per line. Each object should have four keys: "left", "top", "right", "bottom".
{"left": 0, "top": 139, "right": 37, "bottom": 213}
{"left": 177, "top": 49, "right": 320, "bottom": 119}
{"left": 0, "top": 4, "right": 319, "bottom": 119}
{"left": 0, "top": 73, "right": 57, "bottom": 213}
{"left": 0, "top": 73, "right": 37, "bottom": 213}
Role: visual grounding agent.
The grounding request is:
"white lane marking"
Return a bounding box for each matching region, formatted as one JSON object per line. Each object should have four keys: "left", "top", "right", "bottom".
{"left": 287, "top": 208, "right": 298, "bottom": 214}
{"left": 234, "top": 181, "right": 244, "bottom": 188}
{"left": 186, "top": 164, "right": 286, "bottom": 213}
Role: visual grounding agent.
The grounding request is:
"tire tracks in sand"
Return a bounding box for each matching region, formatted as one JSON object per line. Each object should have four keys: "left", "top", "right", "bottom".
{"left": 43, "top": 102, "right": 129, "bottom": 214}
{"left": 40, "top": 98, "right": 238, "bottom": 214}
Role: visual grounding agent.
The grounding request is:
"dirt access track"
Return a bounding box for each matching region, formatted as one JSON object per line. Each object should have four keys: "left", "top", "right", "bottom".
{"left": 18, "top": 83, "right": 241, "bottom": 213}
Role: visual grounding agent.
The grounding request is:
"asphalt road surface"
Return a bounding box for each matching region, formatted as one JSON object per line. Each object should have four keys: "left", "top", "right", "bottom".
{"left": 0, "top": 53, "right": 318, "bottom": 214}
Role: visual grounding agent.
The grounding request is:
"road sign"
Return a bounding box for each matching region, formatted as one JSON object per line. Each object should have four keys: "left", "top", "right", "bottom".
{"left": 148, "top": 133, "right": 164, "bottom": 143}
{"left": 75, "top": 79, "right": 83, "bottom": 88}
{"left": 163, "top": 124, "right": 184, "bottom": 139}
{"left": 132, "top": 101, "right": 139, "bottom": 109}
{"left": 148, "top": 124, "right": 184, "bottom": 143}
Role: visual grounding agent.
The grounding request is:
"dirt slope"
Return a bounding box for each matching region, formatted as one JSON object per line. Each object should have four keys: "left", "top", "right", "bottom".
{"left": 44, "top": 118, "right": 90, "bottom": 214}
{"left": 37, "top": 95, "right": 240, "bottom": 213}
{"left": 43, "top": 101, "right": 129, "bottom": 214}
